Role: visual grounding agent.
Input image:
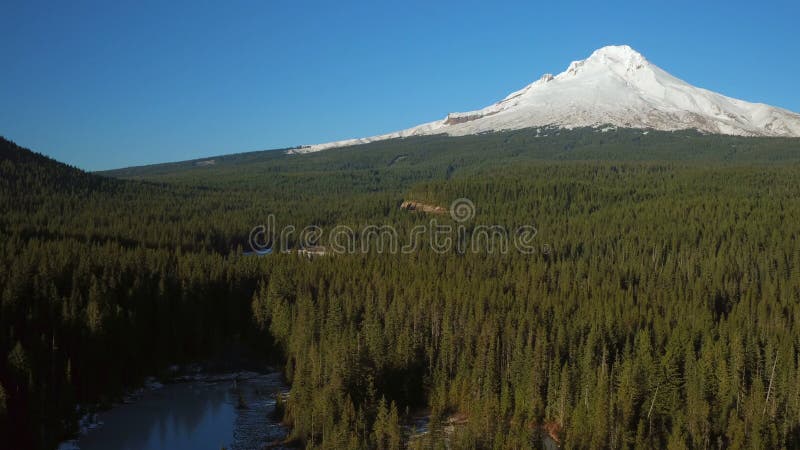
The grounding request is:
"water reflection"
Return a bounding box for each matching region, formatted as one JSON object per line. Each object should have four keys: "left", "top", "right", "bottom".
{"left": 60, "top": 372, "right": 287, "bottom": 450}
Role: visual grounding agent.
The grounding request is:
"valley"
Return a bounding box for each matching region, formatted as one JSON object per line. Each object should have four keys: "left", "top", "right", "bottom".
{"left": 3, "top": 129, "right": 800, "bottom": 448}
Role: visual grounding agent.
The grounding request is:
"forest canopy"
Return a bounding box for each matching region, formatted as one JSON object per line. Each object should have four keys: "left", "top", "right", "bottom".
{"left": 2, "top": 129, "right": 800, "bottom": 449}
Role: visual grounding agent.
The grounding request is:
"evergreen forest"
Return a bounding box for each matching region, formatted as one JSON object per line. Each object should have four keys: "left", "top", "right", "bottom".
{"left": 3, "top": 128, "right": 800, "bottom": 449}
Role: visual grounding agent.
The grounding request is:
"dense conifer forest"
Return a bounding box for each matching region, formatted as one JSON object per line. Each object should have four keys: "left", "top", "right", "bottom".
{"left": 3, "top": 128, "right": 800, "bottom": 448}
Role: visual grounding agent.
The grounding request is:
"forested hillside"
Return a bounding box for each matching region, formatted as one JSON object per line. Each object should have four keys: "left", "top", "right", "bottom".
{"left": 0, "top": 137, "right": 287, "bottom": 448}
{"left": 3, "top": 129, "right": 800, "bottom": 449}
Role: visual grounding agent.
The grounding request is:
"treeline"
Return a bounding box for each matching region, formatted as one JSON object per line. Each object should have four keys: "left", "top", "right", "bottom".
{"left": 103, "top": 126, "right": 800, "bottom": 181}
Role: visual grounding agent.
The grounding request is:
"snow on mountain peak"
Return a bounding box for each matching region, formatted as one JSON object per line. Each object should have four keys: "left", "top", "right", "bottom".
{"left": 589, "top": 45, "right": 648, "bottom": 65}
{"left": 565, "top": 45, "right": 648, "bottom": 76}
{"left": 294, "top": 46, "right": 800, "bottom": 153}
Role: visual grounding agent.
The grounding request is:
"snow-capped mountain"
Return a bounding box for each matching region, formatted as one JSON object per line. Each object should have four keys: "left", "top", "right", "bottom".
{"left": 293, "top": 45, "right": 800, "bottom": 153}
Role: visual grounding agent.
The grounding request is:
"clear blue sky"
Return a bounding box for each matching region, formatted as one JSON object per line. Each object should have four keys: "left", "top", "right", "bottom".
{"left": 1, "top": 0, "right": 798, "bottom": 170}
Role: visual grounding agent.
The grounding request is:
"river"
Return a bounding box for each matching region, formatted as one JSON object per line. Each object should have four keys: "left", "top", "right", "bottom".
{"left": 58, "top": 370, "right": 289, "bottom": 450}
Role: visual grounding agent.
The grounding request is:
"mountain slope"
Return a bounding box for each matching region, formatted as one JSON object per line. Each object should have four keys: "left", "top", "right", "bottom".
{"left": 295, "top": 45, "right": 800, "bottom": 153}
{"left": 0, "top": 137, "right": 113, "bottom": 195}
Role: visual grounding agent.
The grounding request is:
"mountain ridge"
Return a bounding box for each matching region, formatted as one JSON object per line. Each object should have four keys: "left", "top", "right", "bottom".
{"left": 293, "top": 45, "right": 800, "bottom": 154}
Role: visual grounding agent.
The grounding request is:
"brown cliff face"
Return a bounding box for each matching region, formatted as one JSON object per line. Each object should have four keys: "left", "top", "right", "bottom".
{"left": 399, "top": 200, "right": 447, "bottom": 215}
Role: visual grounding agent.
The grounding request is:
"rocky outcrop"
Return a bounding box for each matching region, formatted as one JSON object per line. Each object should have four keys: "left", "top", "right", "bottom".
{"left": 400, "top": 200, "right": 447, "bottom": 214}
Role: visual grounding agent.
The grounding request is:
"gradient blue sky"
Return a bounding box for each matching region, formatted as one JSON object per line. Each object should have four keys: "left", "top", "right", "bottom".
{"left": 1, "top": 0, "right": 798, "bottom": 170}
